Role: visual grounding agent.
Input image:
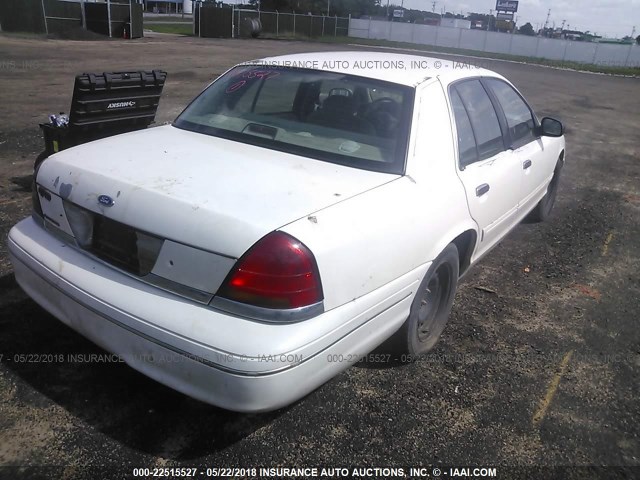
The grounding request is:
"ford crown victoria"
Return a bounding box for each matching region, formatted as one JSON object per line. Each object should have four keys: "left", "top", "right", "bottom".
{"left": 8, "top": 52, "right": 565, "bottom": 412}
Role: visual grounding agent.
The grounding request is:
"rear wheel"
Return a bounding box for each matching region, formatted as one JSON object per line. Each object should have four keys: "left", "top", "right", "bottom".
{"left": 390, "top": 243, "right": 459, "bottom": 359}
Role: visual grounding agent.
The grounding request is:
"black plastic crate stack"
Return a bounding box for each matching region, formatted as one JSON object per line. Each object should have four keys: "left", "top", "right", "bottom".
{"left": 40, "top": 70, "right": 167, "bottom": 157}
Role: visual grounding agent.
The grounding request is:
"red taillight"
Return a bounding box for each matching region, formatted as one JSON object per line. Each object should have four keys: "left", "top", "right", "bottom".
{"left": 218, "top": 232, "right": 323, "bottom": 309}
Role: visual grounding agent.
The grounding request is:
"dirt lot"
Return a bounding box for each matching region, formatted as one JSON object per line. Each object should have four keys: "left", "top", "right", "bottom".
{"left": 0, "top": 33, "right": 639, "bottom": 478}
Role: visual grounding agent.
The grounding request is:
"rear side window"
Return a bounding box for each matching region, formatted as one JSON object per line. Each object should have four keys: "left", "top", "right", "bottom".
{"left": 453, "top": 80, "right": 504, "bottom": 161}
{"left": 450, "top": 89, "right": 478, "bottom": 167}
{"left": 486, "top": 78, "right": 536, "bottom": 147}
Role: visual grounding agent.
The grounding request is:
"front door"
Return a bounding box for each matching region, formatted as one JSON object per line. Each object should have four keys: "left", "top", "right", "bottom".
{"left": 484, "top": 78, "right": 555, "bottom": 213}
{"left": 449, "top": 79, "right": 523, "bottom": 259}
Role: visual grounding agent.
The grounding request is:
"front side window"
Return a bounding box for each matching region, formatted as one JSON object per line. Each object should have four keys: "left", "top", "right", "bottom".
{"left": 174, "top": 66, "right": 415, "bottom": 174}
{"left": 453, "top": 80, "right": 505, "bottom": 161}
{"left": 486, "top": 79, "right": 536, "bottom": 147}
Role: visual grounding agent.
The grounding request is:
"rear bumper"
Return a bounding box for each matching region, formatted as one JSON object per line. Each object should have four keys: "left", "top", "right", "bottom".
{"left": 8, "top": 217, "right": 424, "bottom": 412}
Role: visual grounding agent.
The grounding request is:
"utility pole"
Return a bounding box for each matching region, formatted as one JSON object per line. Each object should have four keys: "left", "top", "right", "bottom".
{"left": 544, "top": 8, "right": 550, "bottom": 30}
{"left": 487, "top": 9, "right": 492, "bottom": 31}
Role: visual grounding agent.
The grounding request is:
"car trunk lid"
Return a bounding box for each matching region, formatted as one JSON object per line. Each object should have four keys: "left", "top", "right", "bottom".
{"left": 36, "top": 125, "right": 398, "bottom": 258}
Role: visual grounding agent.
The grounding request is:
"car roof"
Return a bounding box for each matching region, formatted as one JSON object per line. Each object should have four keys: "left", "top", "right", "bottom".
{"left": 247, "top": 51, "right": 501, "bottom": 87}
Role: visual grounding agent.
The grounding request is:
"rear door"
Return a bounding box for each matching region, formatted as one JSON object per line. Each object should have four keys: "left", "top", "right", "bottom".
{"left": 483, "top": 78, "right": 554, "bottom": 213}
{"left": 450, "top": 79, "right": 522, "bottom": 258}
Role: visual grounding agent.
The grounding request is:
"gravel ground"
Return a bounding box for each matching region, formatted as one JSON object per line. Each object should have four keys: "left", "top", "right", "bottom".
{"left": 0, "top": 33, "right": 638, "bottom": 479}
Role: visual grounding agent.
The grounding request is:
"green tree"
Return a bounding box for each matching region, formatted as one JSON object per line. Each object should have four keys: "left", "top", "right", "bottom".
{"left": 519, "top": 22, "right": 535, "bottom": 36}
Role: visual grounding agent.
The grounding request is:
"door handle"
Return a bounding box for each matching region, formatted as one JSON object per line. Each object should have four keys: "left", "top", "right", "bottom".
{"left": 476, "top": 183, "right": 490, "bottom": 197}
{"left": 523, "top": 159, "right": 532, "bottom": 169}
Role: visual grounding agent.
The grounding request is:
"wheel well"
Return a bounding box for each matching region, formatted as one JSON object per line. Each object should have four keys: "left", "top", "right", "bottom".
{"left": 557, "top": 150, "right": 565, "bottom": 170}
{"left": 451, "top": 230, "right": 477, "bottom": 277}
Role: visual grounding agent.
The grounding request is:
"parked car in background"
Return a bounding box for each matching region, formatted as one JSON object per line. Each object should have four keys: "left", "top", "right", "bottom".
{"left": 8, "top": 52, "right": 565, "bottom": 412}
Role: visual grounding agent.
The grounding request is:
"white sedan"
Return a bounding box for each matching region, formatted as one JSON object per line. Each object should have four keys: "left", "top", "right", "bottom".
{"left": 8, "top": 52, "right": 565, "bottom": 412}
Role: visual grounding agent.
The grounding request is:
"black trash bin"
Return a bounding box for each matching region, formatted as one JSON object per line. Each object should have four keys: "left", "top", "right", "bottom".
{"left": 38, "top": 70, "right": 167, "bottom": 165}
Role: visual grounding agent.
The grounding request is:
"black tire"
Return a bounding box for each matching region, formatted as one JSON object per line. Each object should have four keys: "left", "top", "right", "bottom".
{"left": 528, "top": 163, "right": 562, "bottom": 222}
{"left": 390, "top": 243, "right": 459, "bottom": 359}
{"left": 34, "top": 150, "right": 48, "bottom": 170}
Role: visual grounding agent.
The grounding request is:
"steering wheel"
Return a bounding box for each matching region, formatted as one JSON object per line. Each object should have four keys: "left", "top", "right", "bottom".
{"left": 365, "top": 97, "right": 397, "bottom": 115}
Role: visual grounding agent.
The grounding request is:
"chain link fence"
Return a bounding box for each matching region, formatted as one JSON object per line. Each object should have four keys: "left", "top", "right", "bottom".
{"left": 234, "top": 9, "right": 349, "bottom": 39}
{"left": 194, "top": 4, "right": 348, "bottom": 40}
{"left": 0, "top": 0, "right": 143, "bottom": 38}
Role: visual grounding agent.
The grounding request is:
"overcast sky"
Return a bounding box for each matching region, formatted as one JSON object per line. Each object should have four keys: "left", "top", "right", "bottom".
{"left": 397, "top": 0, "right": 639, "bottom": 38}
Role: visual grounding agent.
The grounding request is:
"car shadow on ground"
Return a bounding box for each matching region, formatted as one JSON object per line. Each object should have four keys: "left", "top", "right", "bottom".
{"left": 9, "top": 174, "right": 33, "bottom": 192}
{"left": 0, "top": 272, "right": 285, "bottom": 460}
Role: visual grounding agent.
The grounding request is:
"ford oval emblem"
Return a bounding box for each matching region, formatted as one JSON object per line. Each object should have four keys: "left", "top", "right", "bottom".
{"left": 98, "top": 195, "right": 115, "bottom": 207}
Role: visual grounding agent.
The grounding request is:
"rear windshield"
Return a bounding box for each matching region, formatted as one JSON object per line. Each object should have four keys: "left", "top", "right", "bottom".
{"left": 174, "top": 66, "right": 414, "bottom": 174}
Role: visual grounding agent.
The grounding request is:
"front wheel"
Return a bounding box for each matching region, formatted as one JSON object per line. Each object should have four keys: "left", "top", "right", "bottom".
{"left": 390, "top": 243, "right": 459, "bottom": 358}
{"left": 528, "top": 163, "right": 562, "bottom": 222}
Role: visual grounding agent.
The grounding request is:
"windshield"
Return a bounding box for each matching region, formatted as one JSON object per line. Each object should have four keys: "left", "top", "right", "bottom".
{"left": 174, "top": 66, "right": 414, "bottom": 174}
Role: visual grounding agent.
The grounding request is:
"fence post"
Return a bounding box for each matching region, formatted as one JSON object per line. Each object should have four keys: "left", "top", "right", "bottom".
{"left": 322, "top": 15, "right": 325, "bottom": 37}
{"left": 388, "top": 20, "right": 393, "bottom": 41}
{"left": 591, "top": 42, "right": 599, "bottom": 65}
{"left": 128, "top": 0, "right": 132, "bottom": 38}
{"left": 80, "top": 0, "right": 86, "bottom": 30}
{"left": 336, "top": 15, "right": 339, "bottom": 37}
{"left": 482, "top": 29, "right": 488, "bottom": 52}
{"left": 457, "top": 26, "right": 462, "bottom": 49}
{"left": 293, "top": 12, "right": 296, "bottom": 36}
{"left": 107, "top": 0, "right": 112, "bottom": 38}
{"left": 434, "top": 25, "right": 439, "bottom": 46}
{"left": 40, "top": 0, "right": 48, "bottom": 35}
{"left": 562, "top": 40, "right": 569, "bottom": 62}
{"left": 231, "top": 4, "right": 235, "bottom": 38}
{"left": 276, "top": 11, "right": 279, "bottom": 36}
{"left": 624, "top": 43, "right": 633, "bottom": 67}
{"left": 368, "top": 16, "right": 372, "bottom": 39}
{"left": 534, "top": 36, "right": 540, "bottom": 57}
{"left": 508, "top": 33, "right": 514, "bottom": 54}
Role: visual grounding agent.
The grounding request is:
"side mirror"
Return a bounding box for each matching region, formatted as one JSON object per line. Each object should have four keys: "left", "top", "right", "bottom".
{"left": 539, "top": 117, "right": 564, "bottom": 137}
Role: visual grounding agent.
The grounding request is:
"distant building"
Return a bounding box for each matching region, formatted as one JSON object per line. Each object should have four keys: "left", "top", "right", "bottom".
{"left": 144, "top": 1, "right": 185, "bottom": 14}
{"left": 598, "top": 37, "right": 634, "bottom": 44}
{"left": 561, "top": 29, "right": 583, "bottom": 40}
{"left": 440, "top": 18, "right": 471, "bottom": 29}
